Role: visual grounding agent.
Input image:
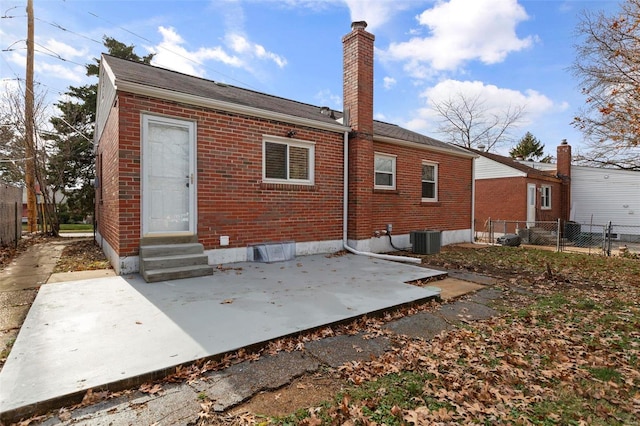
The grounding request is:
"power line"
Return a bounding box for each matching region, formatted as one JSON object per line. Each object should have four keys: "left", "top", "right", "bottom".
{"left": 80, "top": 6, "right": 259, "bottom": 90}
{"left": 35, "top": 17, "right": 102, "bottom": 45}
{"left": 1, "top": 52, "right": 79, "bottom": 96}
{"left": 5, "top": 0, "right": 262, "bottom": 92}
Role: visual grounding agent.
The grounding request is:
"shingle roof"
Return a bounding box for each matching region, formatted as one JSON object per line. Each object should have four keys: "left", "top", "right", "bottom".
{"left": 102, "top": 55, "right": 470, "bottom": 156}
{"left": 469, "top": 148, "right": 560, "bottom": 180}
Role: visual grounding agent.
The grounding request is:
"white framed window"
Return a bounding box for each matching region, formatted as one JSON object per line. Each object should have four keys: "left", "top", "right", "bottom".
{"left": 374, "top": 153, "right": 396, "bottom": 190}
{"left": 421, "top": 162, "right": 438, "bottom": 201}
{"left": 541, "top": 185, "right": 551, "bottom": 209}
{"left": 262, "top": 136, "right": 314, "bottom": 184}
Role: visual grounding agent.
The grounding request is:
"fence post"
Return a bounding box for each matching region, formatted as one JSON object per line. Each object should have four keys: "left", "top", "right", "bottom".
{"left": 14, "top": 201, "right": 18, "bottom": 248}
{"left": 556, "top": 218, "right": 561, "bottom": 252}
{"left": 606, "top": 221, "right": 613, "bottom": 257}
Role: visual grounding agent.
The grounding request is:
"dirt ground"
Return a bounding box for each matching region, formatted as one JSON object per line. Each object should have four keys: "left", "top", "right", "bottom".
{"left": 230, "top": 374, "right": 347, "bottom": 419}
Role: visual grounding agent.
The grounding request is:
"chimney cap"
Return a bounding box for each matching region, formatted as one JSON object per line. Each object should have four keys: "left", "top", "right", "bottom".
{"left": 561, "top": 139, "right": 568, "bottom": 145}
{"left": 351, "top": 21, "right": 368, "bottom": 30}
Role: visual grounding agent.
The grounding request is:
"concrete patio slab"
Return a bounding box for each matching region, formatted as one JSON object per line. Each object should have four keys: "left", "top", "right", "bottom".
{"left": 0, "top": 254, "right": 442, "bottom": 420}
{"left": 433, "top": 277, "right": 485, "bottom": 300}
{"left": 47, "top": 269, "right": 116, "bottom": 284}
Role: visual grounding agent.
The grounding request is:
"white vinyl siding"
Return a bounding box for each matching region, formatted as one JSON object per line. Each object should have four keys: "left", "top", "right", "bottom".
{"left": 475, "top": 156, "right": 526, "bottom": 179}
{"left": 570, "top": 166, "right": 639, "bottom": 226}
{"left": 374, "top": 153, "right": 396, "bottom": 190}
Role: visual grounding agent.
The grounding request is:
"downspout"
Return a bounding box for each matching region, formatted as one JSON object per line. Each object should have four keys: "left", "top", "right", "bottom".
{"left": 471, "top": 156, "right": 476, "bottom": 243}
{"left": 341, "top": 130, "right": 422, "bottom": 265}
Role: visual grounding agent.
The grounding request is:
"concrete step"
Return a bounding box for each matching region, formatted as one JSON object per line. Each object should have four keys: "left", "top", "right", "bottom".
{"left": 140, "top": 235, "right": 198, "bottom": 246}
{"left": 141, "top": 253, "right": 209, "bottom": 271}
{"left": 142, "top": 264, "right": 213, "bottom": 283}
{"left": 139, "top": 243, "right": 205, "bottom": 258}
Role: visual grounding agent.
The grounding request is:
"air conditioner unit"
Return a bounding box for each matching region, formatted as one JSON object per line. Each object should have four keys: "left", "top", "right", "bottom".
{"left": 410, "top": 230, "right": 441, "bottom": 255}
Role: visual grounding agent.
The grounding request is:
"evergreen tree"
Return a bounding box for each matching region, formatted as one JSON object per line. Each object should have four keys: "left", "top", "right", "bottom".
{"left": 45, "top": 37, "right": 153, "bottom": 228}
{"left": 509, "top": 132, "right": 548, "bottom": 161}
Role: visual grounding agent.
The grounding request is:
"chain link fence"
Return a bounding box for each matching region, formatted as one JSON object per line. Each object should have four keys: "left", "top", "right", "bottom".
{"left": 476, "top": 218, "right": 640, "bottom": 256}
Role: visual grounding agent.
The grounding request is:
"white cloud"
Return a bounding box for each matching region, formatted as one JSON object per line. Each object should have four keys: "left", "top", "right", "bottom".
{"left": 383, "top": 76, "right": 396, "bottom": 89}
{"left": 380, "top": 0, "right": 534, "bottom": 75}
{"left": 40, "top": 39, "right": 87, "bottom": 60}
{"left": 37, "top": 62, "right": 86, "bottom": 84}
{"left": 404, "top": 79, "right": 557, "bottom": 134}
{"left": 343, "top": 0, "right": 413, "bottom": 31}
{"left": 315, "top": 89, "right": 341, "bottom": 108}
{"left": 149, "top": 26, "right": 286, "bottom": 78}
{"left": 150, "top": 26, "right": 243, "bottom": 76}
{"left": 225, "top": 33, "right": 287, "bottom": 68}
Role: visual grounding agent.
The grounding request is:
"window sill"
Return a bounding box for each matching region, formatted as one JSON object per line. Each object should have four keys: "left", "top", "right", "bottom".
{"left": 421, "top": 201, "right": 441, "bottom": 207}
{"left": 373, "top": 189, "right": 399, "bottom": 195}
{"left": 260, "top": 182, "right": 316, "bottom": 191}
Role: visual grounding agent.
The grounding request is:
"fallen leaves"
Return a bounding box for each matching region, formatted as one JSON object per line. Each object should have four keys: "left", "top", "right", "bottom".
{"left": 139, "top": 383, "right": 163, "bottom": 395}
{"left": 53, "top": 239, "right": 111, "bottom": 272}
{"left": 281, "top": 247, "right": 640, "bottom": 425}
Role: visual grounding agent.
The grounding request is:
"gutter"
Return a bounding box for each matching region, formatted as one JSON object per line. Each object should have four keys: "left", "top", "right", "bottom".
{"left": 341, "top": 130, "right": 422, "bottom": 265}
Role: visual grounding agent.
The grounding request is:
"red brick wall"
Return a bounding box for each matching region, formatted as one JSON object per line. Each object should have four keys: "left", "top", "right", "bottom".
{"left": 371, "top": 142, "right": 473, "bottom": 234}
{"left": 95, "top": 100, "right": 121, "bottom": 254}
{"left": 100, "top": 92, "right": 345, "bottom": 257}
{"left": 343, "top": 22, "right": 375, "bottom": 241}
{"left": 97, "top": 89, "right": 475, "bottom": 258}
{"left": 474, "top": 177, "right": 563, "bottom": 231}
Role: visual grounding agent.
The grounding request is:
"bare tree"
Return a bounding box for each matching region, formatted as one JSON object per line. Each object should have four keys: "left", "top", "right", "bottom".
{"left": 0, "top": 84, "right": 56, "bottom": 231}
{"left": 431, "top": 92, "right": 525, "bottom": 152}
{"left": 571, "top": 0, "right": 640, "bottom": 169}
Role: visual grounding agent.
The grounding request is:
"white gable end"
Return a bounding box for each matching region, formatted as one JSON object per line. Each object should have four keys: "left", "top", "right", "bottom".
{"left": 475, "top": 156, "right": 526, "bottom": 179}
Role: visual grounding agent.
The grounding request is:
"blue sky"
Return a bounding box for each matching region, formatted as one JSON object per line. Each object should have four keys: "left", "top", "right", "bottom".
{"left": 0, "top": 0, "right": 620, "bottom": 157}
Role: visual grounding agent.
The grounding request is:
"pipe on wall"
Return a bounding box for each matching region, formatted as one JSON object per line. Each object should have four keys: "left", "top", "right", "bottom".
{"left": 341, "top": 130, "right": 422, "bottom": 265}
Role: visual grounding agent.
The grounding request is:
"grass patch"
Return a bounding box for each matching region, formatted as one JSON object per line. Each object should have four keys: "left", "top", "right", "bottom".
{"left": 587, "top": 367, "right": 622, "bottom": 383}
{"left": 59, "top": 224, "right": 93, "bottom": 232}
{"left": 275, "top": 247, "right": 640, "bottom": 425}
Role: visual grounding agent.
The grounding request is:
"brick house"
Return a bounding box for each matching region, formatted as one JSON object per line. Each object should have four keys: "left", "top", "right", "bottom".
{"left": 94, "top": 21, "right": 475, "bottom": 278}
{"left": 473, "top": 142, "right": 571, "bottom": 233}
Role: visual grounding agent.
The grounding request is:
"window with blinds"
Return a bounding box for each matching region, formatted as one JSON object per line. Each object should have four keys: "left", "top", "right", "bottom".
{"left": 263, "top": 137, "right": 314, "bottom": 184}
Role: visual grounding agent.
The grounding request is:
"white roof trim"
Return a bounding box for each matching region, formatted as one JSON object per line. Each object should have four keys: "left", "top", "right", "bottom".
{"left": 374, "top": 135, "right": 477, "bottom": 159}
{"left": 115, "top": 80, "right": 350, "bottom": 133}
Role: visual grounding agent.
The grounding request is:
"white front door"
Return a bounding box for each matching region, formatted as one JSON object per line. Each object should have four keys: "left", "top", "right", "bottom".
{"left": 142, "top": 115, "right": 196, "bottom": 236}
{"left": 526, "top": 183, "right": 536, "bottom": 228}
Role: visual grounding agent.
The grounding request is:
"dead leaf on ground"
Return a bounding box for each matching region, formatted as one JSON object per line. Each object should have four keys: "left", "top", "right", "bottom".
{"left": 139, "top": 383, "right": 163, "bottom": 395}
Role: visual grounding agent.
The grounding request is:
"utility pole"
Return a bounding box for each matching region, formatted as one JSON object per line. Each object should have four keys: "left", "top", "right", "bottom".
{"left": 25, "top": 0, "right": 37, "bottom": 232}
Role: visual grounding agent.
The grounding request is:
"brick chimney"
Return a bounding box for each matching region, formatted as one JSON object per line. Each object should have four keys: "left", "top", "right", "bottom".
{"left": 343, "top": 21, "right": 375, "bottom": 242}
{"left": 557, "top": 139, "right": 572, "bottom": 222}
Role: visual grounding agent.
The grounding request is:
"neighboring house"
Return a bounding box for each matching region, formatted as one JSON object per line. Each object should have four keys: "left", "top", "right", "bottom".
{"left": 521, "top": 145, "right": 640, "bottom": 242}
{"left": 472, "top": 142, "right": 570, "bottom": 232}
{"left": 21, "top": 186, "right": 66, "bottom": 224}
{"left": 94, "top": 21, "right": 476, "bottom": 276}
